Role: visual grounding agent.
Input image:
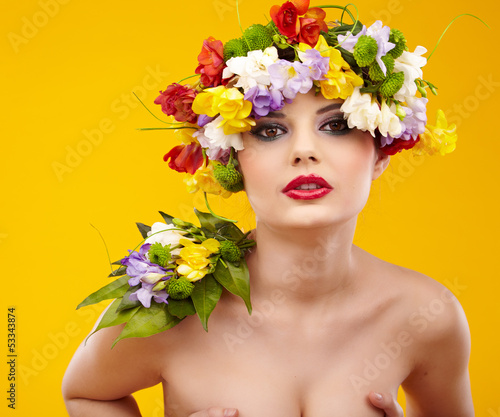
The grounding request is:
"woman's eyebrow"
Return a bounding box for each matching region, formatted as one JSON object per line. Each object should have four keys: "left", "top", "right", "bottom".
{"left": 316, "top": 103, "right": 343, "bottom": 115}
{"left": 264, "top": 111, "right": 286, "bottom": 119}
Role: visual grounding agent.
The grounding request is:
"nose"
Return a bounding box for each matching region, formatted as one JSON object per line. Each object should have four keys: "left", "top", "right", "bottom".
{"left": 289, "top": 132, "right": 320, "bottom": 166}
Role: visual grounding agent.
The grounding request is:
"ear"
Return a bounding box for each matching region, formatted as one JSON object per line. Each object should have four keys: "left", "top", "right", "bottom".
{"left": 372, "top": 149, "right": 390, "bottom": 181}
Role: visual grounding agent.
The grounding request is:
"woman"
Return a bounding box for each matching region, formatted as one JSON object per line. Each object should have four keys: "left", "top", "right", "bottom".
{"left": 62, "top": 1, "right": 473, "bottom": 415}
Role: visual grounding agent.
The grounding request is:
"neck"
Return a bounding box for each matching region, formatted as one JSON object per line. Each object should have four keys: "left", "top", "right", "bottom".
{"left": 247, "top": 218, "right": 359, "bottom": 309}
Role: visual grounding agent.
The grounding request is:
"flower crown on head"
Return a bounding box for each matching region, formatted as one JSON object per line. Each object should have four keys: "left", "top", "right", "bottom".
{"left": 152, "top": 0, "right": 460, "bottom": 197}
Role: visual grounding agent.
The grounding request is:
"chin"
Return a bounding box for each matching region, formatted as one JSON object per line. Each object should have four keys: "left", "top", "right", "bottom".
{"left": 258, "top": 205, "right": 360, "bottom": 231}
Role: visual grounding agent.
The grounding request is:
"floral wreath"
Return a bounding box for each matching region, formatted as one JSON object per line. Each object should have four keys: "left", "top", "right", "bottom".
{"left": 150, "top": 0, "right": 465, "bottom": 200}
{"left": 80, "top": 2, "right": 485, "bottom": 344}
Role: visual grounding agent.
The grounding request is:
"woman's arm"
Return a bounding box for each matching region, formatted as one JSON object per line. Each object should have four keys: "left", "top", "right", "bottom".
{"left": 368, "top": 288, "right": 474, "bottom": 417}
{"left": 62, "top": 321, "right": 164, "bottom": 416}
{"left": 401, "top": 293, "right": 474, "bottom": 417}
{"left": 63, "top": 396, "right": 142, "bottom": 417}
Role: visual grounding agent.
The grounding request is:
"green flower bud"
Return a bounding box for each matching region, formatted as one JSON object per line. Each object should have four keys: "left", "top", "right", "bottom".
{"left": 152, "top": 280, "right": 168, "bottom": 292}
{"left": 395, "top": 103, "right": 406, "bottom": 120}
{"left": 243, "top": 24, "right": 274, "bottom": 51}
{"left": 388, "top": 28, "right": 407, "bottom": 59}
{"left": 368, "top": 55, "right": 395, "bottom": 82}
{"left": 213, "top": 163, "right": 244, "bottom": 193}
{"left": 148, "top": 242, "right": 171, "bottom": 267}
{"left": 223, "top": 38, "right": 249, "bottom": 62}
{"left": 219, "top": 240, "right": 242, "bottom": 263}
{"left": 172, "top": 218, "right": 189, "bottom": 227}
{"left": 380, "top": 71, "right": 405, "bottom": 98}
{"left": 166, "top": 277, "right": 194, "bottom": 300}
{"left": 416, "top": 82, "right": 428, "bottom": 98}
{"left": 353, "top": 35, "right": 378, "bottom": 67}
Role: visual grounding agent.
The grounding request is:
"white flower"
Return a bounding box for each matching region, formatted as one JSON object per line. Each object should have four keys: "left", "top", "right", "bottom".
{"left": 145, "top": 222, "right": 187, "bottom": 256}
{"left": 378, "top": 101, "right": 402, "bottom": 137}
{"left": 223, "top": 47, "right": 279, "bottom": 92}
{"left": 393, "top": 46, "right": 427, "bottom": 101}
{"left": 192, "top": 129, "right": 229, "bottom": 161}
{"left": 204, "top": 116, "right": 244, "bottom": 150}
{"left": 340, "top": 87, "right": 381, "bottom": 136}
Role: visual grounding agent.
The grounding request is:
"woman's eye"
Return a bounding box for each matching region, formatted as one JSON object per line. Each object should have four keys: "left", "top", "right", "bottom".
{"left": 250, "top": 124, "right": 286, "bottom": 141}
{"left": 320, "top": 118, "right": 350, "bottom": 134}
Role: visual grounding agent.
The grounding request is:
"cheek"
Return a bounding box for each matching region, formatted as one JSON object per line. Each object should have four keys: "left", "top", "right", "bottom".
{"left": 237, "top": 138, "right": 279, "bottom": 188}
{"left": 330, "top": 136, "right": 377, "bottom": 195}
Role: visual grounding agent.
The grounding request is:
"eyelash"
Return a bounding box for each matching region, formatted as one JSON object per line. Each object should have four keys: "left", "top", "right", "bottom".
{"left": 249, "top": 117, "right": 351, "bottom": 141}
{"left": 249, "top": 123, "right": 287, "bottom": 142}
{"left": 319, "top": 117, "right": 351, "bottom": 135}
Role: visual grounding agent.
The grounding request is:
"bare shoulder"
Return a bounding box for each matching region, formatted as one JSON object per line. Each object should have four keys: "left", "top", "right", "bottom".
{"left": 62, "top": 308, "right": 168, "bottom": 402}
{"left": 357, "top": 247, "right": 472, "bottom": 398}
{"left": 355, "top": 246, "right": 471, "bottom": 350}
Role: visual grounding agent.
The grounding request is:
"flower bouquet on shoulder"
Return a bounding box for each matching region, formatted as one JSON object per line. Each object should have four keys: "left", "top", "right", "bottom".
{"left": 78, "top": 209, "right": 254, "bottom": 347}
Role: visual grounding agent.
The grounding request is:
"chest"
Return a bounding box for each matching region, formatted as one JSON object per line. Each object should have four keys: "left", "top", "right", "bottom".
{"left": 161, "top": 318, "right": 409, "bottom": 417}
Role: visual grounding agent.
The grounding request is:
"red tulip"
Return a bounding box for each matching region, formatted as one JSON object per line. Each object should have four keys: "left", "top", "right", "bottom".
{"left": 163, "top": 142, "right": 205, "bottom": 174}
{"left": 195, "top": 37, "right": 225, "bottom": 87}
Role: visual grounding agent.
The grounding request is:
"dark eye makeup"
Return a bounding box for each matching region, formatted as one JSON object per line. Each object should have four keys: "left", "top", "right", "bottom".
{"left": 249, "top": 114, "right": 351, "bottom": 142}
{"left": 249, "top": 123, "right": 287, "bottom": 142}
{"left": 319, "top": 116, "right": 351, "bottom": 135}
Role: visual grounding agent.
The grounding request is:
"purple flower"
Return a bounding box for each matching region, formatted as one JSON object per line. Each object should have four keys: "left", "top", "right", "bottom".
{"left": 299, "top": 48, "right": 330, "bottom": 80}
{"left": 129, "top": 282, "right": 169, "bottom": 308}
{"left": 395, "top": 97, "right": 428, "bottom": 140}
{"left": 379, "top": 134, "right": 393, "bottom": 147}
{"left": 121, "top": 244, "right": 166, "bottom": 287}
{"left": 197, "top": 114, "right": 216, "bottom": 127}
{"left": 337, "top": 27, "right": 367, "bottom": 51}
{"left": 268, "top": 60, "right": 313, "bottom": 100}
{"left": 367, "top": 21, "right": 395, "bottom": 75}
{"left": 244, "top": 85, "right": 285, "bottom": 118}
{"left": 338, "top": 21, "right": 395, "bottom": 75}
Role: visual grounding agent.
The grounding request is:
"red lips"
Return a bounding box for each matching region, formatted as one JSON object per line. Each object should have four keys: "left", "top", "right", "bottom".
{"left": 282, "top": 174, "right": 333, "bottom": 200}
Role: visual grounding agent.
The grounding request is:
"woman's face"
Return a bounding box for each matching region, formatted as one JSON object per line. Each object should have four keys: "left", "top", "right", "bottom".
{"left": 237, "top": 90, "right": 389, "bottom": 231}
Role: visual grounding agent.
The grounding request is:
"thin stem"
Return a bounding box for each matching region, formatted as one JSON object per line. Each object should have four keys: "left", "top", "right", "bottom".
{"left": 204, "top": 192, "right": 237, "bottom": 223}
{"left": 90, "top": 223, "right": 114, "bottom": 274}
{"left": 315, "top": 4, "right": 356, "bottom": 23}
{"left": 427, "top": 13, "right": 489, "bottom": 61}
{"left": 137, "top": 127, "right": 198, "bottom": 131}
{"left": 132, "top": 92, "right": 173, "bottom": 125}
{"left": 177, "top": 74, "right": 198, "bottom": 84}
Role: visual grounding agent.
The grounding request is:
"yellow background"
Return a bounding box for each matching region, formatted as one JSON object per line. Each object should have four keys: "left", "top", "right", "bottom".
{"left": 2, "top": 0, "right": 499, "bottom": 415}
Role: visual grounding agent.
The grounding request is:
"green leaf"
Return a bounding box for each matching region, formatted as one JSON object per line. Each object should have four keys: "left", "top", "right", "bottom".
{"left": 195, "top": 209, "right": 249, "bottom": 242}
{"left": 77, "top": 275, "right": 131, "bottom": 309}
{"left": 112, "top": 302, "right": 182, "bottom": 347}
{"left": 108, "top": 266, "right": 127, "bottom": 278}
{"left": 214, "top": 222, "right": 245, "bottom": 241}
{"left": 136, "top": 222, "right": 151, "bottom": 239}
{"left": 167, "top": 298, "right": 196, "bottom": 319}
{"left": 332, "top": 21, "right": 363, "bottom": 36}
{"left": 338, "top": 47, "right": 357, "bottom": 69}
{"left": 85, "top": 299, "right": 140, "bottom": 342}
{"left": 112, "top": 259, "right": 124, "bottom": 266}
{"left": 194, "top": 209, "right": 222, "bottom": 233}
{"left": 159, "top": 211, "right": 175, "bottom": 225}
{"left": 116, "top": 285, "right": 141, "bottom": 312}
{"left": 213, "top": 261, "right": 252, "bottom": 314}
{"left": 191, "top": 274, "right": 223, "bottom": 331}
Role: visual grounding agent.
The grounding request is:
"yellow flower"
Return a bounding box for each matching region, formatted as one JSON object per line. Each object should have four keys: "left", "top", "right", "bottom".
{"left": 310, "top": 35, "right": 363, "bottom": 100}
{"left": 176, "top": 238, "right": 221, "bottom": 282}
{"left": 184, "top": 161, "right": 232, "bottom": 197}
{"left": 175, "top": 124, "right": 200, "bottom": 145}
{"left": 192, "top": 86, "right": 226, "bottom": 117}
{"left": 413, "top": 109, "right": 457, "bottom": 156}
{"left": 192, "top": 86, "right": 255, "bottom": 135}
